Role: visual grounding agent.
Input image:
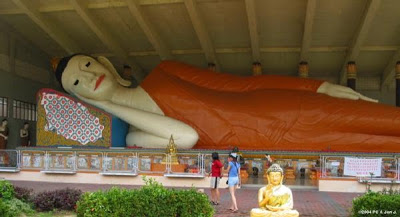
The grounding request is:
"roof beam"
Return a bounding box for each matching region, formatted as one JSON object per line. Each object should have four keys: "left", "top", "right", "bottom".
{"left": 244, "top": 0, "right": 260, "bottom": 62}
{"left": 94, "top": 45, "right": 400, "bottom": 57}
{"left": 339, "top": 0, "right": 381, "bottom": 84}
{"left": 299, "top": 0, "right": 317, "bottom": 62}
{"left": 0, "top": 0, "right": 191, "bottom": 15}
{"left": 381, "top": 50, "right": 400, "bottom": 88}
{"left": 183, "top": 0, "right": 219, "bottom": 68}
{"left": 69, "top": 0, "right": 142, "bottom": 73}
{"left": 12, "top": 0, "right": 80, "bottom": 54}
{"left": 125, "top": 0, "right": 172, "bottom": 60}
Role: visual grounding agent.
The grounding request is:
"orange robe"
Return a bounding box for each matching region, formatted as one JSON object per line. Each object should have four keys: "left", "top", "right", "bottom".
{"left": 141, "top": 61, "right": 400, "bottom": 153}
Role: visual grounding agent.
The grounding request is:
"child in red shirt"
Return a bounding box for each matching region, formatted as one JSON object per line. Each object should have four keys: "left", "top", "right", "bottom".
{"left": 210, "top": 152, "right": 223, "bottom": 205}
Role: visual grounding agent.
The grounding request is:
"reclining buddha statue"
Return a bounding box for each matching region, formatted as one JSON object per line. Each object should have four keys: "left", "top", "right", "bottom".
{"left": 250, "top": 164, "right": 299, "bottom": 217}
{"left": 53, "top": 54, "right": 400, "bottom": 152}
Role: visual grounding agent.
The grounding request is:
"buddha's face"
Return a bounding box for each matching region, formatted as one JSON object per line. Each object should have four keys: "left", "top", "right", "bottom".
{"left": 61, "top": 55, "right": 118, "bottom": 100}
{"left": 268, "top": 171, "right": 283, "bottom": 186}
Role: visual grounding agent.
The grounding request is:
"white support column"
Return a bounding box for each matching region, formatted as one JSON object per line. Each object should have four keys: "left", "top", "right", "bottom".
{"left": 8, "top": 36, "right": 15, "bottom": 74}
{"left": 184, "top": 0, "right": 219, "bottom": 70}
{"left": 381, "top": 50, "right": 400, "bottom": 89}
{"left": 245, "top": 0, "right": 260, "bottom": 62}
{"left": 300, "top": 0, "right": 317, "bottom": 62}
{"left": 69, "top": 0, "right": 143, "bottom": 75}
{"left": 339, "top": 0, "right": 381, "bottom": 84}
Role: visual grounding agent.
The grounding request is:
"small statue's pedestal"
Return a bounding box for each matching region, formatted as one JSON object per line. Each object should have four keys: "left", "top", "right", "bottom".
{"left": 310, "top": 170, "right": 317, "bottom": 180}
{"left": 285, "top": 168, "right": 295, "bottom": 179}
{"left": 263, "top": 169, "right": 269, "bottom": 179}
{"left": 151, "top": 163, "right": 186, "bottom": 173}
{"left": 385, "top": 171, "right": 396, "bottom": 178}
{"left": 241, "top": 169, "right": 249, "bottom": 178}
{"left": 161, "top": 154, "right": 179, "bottom": 165}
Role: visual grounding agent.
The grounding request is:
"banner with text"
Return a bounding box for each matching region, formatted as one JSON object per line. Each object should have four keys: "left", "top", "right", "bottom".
{"left": 344, "top": 157, "right": 382, "bottom": 177}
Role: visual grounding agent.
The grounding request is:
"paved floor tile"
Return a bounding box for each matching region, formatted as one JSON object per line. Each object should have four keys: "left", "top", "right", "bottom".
{"left": 10, "top": 181, "right": 360, "bottom": 217}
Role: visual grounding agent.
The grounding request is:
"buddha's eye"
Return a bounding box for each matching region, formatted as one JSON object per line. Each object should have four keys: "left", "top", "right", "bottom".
{"left": 74, "top": 80, "right": 79, "bottom": 85}
{"left": 85, "top": 62, "right": 91, "bottom": 67}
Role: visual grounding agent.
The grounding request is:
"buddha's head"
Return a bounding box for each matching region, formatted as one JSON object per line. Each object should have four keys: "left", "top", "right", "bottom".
{"left": 267, "top": 164, "right": 284, "bottom": 186}
{"left": 53, "top": 54, "right": 131, "bottom": 100}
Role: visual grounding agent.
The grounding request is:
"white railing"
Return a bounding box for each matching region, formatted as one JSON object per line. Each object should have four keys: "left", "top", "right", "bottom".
{"left": 164, "top": 153, "right": 205, "bottom": 178}
{"left": 101, "top": 152, "right": 138, "bottom": 176}
{"left": 76, "top": 152, "right": 104, "bottom": 172}
{"left": 0, "top": 150, "right": 20, "bottom": 172}
{"left": 137, "top": 152, "right": 167, "bottom": 174}
{"left": 0, "top": 149, "right": 209, "bottom": 178}
{"left": 20, "top": 150, "right": 46, "bottom": 170}
{"left": 321, "top": 155, "right": 399, "bottom": 182}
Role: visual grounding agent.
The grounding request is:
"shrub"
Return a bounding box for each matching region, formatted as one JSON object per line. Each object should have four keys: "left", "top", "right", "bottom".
{"left": 0, "top": 199, "right": 10, "bottom": 217}
{"left": 76, "top": 177, "right": 214, "bottom": 217}
{"left": 34, "top": 191, "right": 56, "bottom": 211}
{"left": 174, "top": 188, "right": 214, "bottom": 217}
{"left": 5, "top": 198, "right": 34, "bottom": 216}
{"left": 33, "top": 188, "right": 82, "bottom": 211}
{"left": 0, "top": 198, "right": 34, "bottom": 217}
{"left": 351, "top": 191, "right": 400, "bottom": 217}
{"left": 0, "top": 180, "right": 15, "bottom": 201}
{"left": 14, "top": 186, "right": 34, "bottom": 203}
{"left": 76, "top": 187, "right": 140, "bottom": 217}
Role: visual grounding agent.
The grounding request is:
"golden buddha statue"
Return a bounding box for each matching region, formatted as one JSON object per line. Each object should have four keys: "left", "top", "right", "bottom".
{"left": 161, "top": 135, "right": 179, "bottom": 164}
{"left": 251, "top": 164, "right": 299, "bottom": 217}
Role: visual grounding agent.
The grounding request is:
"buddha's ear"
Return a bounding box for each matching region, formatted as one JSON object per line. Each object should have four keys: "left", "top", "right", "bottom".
{"left": 97, "top": 56, "right": 131, "bottom": 87}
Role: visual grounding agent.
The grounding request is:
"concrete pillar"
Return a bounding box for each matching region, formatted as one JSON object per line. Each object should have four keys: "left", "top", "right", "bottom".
{"left": 208, "top": 63, "right": 216, "bottom": 72}
{"left": 396, "top": 61, "right": 400, "bottom": 107}
{"left": 252, "top": 62, "right": 262, "bottom": 76}
{"left": 346, "top": 61, "right": 357, "bottom": 90}
{"left": 298, "top": 61, "right": 309, "bottom": 78}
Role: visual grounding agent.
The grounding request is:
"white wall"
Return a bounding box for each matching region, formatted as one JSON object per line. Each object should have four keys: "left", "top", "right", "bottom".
{"left": 0, "top": 31, "right": 61, "bottom": 149}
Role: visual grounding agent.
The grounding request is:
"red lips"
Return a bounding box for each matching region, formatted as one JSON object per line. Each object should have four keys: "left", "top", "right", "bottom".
{"left": 94, "top": 75, "right": 105, "bottom": 91}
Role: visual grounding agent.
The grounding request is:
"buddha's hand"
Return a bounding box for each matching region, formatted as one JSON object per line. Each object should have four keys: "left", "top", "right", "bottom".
{"left": 317, "top": 82, "right": 378, "bottom": 103}
{"left": 266, "top": 205, "right": 284, "bottom": 212}
{"left": 264, "top": 185, "right": 274, "bottom": 198}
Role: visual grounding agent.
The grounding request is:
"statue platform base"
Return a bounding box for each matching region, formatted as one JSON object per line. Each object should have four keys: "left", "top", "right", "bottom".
{"left": 241, "top": 170, "right": 249, "bottom": 178}
{"left": 250, "top": 208, "right": 299, "bottom": 217}
{"left": 151, "top": 163, "right": 186, "bottom": 172}
{"left": 285, "top": 168, "right": 296, "bottom": 179}
{"left": 161, "top": 155, "right": 179, "bottom": 165}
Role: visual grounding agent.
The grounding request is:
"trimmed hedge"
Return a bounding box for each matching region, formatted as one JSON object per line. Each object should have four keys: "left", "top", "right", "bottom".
{"left": 13, "top": 186, "right": 34, "bottom": 203}
{"left": 34, "top": 188, "right": 82, "bottom": 211}
{"left": 351, "top": 191, "right": 400, "bottom": 217}
{"left": 0, "top": 198, "right": 34, "bottom": 217}
{"left": 0, "top": 180, "right": 15, "bottom": 200}
{"left": 76, "top": 177, "right": 214, "bottom": 217}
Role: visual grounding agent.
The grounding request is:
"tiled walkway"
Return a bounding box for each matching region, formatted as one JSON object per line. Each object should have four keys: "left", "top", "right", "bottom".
{"left": 207, "top": 188, "right": 360, "bottom": 217}
{"left": 10, "top": 181, "right": 361, "bottom": 217}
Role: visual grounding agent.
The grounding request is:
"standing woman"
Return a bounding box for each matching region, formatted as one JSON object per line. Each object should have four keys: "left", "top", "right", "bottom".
{"left": 20, "top": 122, "right": 30, "bottom": 147}
{"left": 209, "top": 152, "right": 223, "bottom": 205}
{"left": 227, "top": 153, "right": 240, "bottom": 213}
{"left": 0, "top": 119, "right": 9, "bottom": 149}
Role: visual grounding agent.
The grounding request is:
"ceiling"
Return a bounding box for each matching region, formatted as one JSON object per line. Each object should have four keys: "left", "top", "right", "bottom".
{"left": 0, "top": 0, "right": 400, "bottom": 90}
